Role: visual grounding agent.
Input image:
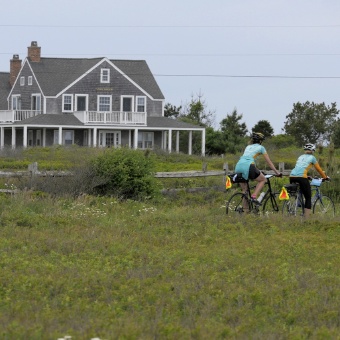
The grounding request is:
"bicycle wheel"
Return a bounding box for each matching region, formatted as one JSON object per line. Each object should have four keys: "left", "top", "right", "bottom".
{"left": 313, "top": 196, "right": 335, "bottom": 217}
{"left": 226, "top": 192, "right": 250, "bottom": 215}
{"left": 282, "top": 195, "right": 304, "bottom": 217}
{"left": 262, "top": 193, "right": 280, "bottom": 215}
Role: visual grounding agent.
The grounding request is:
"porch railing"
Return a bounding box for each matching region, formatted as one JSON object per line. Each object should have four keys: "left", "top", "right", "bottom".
{"left": 0, "top": 110, "right": 42, "bottom": 122}
{"left": 74, "top": 111, "right": 147, "bottom": 125}
{"left": 0, "top": 110, "right": 147, "bottom": 125}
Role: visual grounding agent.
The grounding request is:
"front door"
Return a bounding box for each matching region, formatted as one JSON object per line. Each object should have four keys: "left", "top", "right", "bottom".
{"left": 76, "top": 96, "right": 87, "bottom": 111}
{"left": 99, "top": 131, "right": 121, "bottom": 147}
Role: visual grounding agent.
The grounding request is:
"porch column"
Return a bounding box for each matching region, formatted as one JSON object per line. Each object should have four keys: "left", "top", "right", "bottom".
{"left": 168, "top": 129, "right": 172, "bottom": 153}
{"left": 93, "top": 128, "right": 97, "bottom": 147}
{"left": 0, "top": 127, "right": 4, "bottom": 148}
{"left": 42, "top": 128, "right": 46, "bottom": 147}
{"left": 176, "top": 131, "right": 180, "bottom": 153}
{"left": 11, "top": 127, "right": 16, "bottom": 149}
{"left": 188, "top": 130, "right": 192, "bottom": 155}
{"left": 58, "top": 127, "right": 63, "bottom": 145}
{"left": 88, "top": 129, "right": 92, "bottom": 146}
{"left": 201, "top": 128, "right": 206, "bottom": 156}
{"left": 133, "top": 128, "right": 138, "bottom": 149}
{"left": 23, "top": 126, "right": 27, "bottom": 148}
{"left": 163, "top": 131, "right": 167, "bottom": 151}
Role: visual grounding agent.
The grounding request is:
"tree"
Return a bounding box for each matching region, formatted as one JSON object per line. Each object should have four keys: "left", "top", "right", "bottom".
{"left": 252, "top": 120, "right": 274, "bottom": 138}
{"left": 164, "top": 103, "right": 182, "bottom": 119}
{"left": 205, "top": 127, "right": 227, "bottom": 155}
{"left": 220, "top": 108, "right": 248, "bottom": 154}
{"left": 180, "top": 92, "right": 215, "bottom": 128}
{"left": 173, "top": 92, "right": 216, "bottom": 154}
{"left": 331, "top": 119, "right": 340, "bottom": 148}
{"left": 283, "top": 101, "right": 339, "bottom": 145}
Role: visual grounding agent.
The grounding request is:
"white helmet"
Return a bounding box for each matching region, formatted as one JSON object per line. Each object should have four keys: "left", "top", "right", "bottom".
{"left": 304, "top": 143, "right": 316, "bottom": 152}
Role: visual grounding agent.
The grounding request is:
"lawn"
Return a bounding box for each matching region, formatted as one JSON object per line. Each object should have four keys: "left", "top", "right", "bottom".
{"left": 1, "top": 191, "right": 339, "bottom": 339}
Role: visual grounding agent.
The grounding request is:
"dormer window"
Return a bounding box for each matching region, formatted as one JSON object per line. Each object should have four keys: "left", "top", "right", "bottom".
{"left": 20, "top": 76, "right": 25, "bottom": 86}
{"left": 101, "top": 68, "right": 110, "bottom": 83}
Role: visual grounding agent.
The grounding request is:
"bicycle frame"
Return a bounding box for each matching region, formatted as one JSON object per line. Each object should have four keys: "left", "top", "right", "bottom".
{"left": 226, "top": 173, "right": 280, "bottom": 215}
{"left": 283, "top": 177, "right": 335, "bottom": 217}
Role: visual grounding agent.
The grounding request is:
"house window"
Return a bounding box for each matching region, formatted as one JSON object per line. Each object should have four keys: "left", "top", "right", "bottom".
{"left": 31, "top": 94, "right": 41, "bottom": 111}
{"left": 136, "top": 96, "right": 146, "bottom": 112}
{"left": 138, "top": 132, "right": 154, "bottom": 149}
{"left": 12, "top": 95, "right": 21, "bottom": 110}
{"left": 101, "top": 68, "right": 110, "bottom": 83}
{"left": 98, "top": 95, "right": 111, "bottom": 112}
{"left": 53, "top": 130, "right": 74, "bottom": 145}
{"left": 28, "top": 76, "right": 32, "bottom": 85}
{"left": 20, "top": 77, "right": 25, "bottom": 86}
{"left": 122, "top": 96, "right": 133, "bottom": 112}
{"left": 62, "top": 94, "right": 73, "bottom": 112}
{"left": 64, "top": 130, "right": 74, "bottom": 145}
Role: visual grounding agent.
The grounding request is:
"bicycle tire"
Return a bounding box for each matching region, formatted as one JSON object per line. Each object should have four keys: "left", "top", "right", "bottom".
{"left": 262, "top": 193, "right": 280, "bottom": 215}
{"left": 313, "top": 195, "right": 335, "bottom": 217}
{"left": 226, "top": 192, "right": 250, "bottom": 215}
{"left": 282, "top": 195, "right": 304, "bottom": 217}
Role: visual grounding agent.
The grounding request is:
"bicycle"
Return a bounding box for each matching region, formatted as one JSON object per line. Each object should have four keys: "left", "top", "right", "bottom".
{"left": 226, "top": 173, "right": 281, "bottom": 216}
{"left": 282, "top": 177, "right": 335, "bottom": 218}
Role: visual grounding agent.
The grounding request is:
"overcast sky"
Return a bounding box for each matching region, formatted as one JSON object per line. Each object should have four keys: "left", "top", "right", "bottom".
{"left": 1, "top": 0, "right": 340, "bottom": 134}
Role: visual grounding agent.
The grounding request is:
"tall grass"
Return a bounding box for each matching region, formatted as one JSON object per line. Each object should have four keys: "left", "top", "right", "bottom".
{"left": 0, "top": 191, "right": 340, "bottom": 339}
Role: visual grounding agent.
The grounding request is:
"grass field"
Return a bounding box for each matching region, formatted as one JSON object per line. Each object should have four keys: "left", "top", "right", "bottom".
{"left": 1, "top": 189, "right": 340, "bottom": 339}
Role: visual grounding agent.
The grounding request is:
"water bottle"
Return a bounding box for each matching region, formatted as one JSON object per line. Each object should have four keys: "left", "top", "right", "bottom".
{"left": 258, "top": 192, "right": 265, "bottom": 203}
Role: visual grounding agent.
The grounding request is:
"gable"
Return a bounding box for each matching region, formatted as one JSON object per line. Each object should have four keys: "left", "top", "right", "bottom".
{"left": 28, "top": 57, "right": 164, "bottom": 100}
{"left": 0, "top": 72, "right": 11, "bottom": 110}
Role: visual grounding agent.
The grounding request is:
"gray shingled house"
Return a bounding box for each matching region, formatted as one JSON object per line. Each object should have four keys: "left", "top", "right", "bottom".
{"left": 0, "top": 41, "right": 205, "bottom": 155}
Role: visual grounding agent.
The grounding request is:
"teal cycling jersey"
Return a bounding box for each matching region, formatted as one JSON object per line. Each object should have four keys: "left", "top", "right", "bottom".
{"left": 235, "top": 144, "right": 267, "bottom": 179}
{"left": 290, "top": 154, "right": 323, "bottom": 178}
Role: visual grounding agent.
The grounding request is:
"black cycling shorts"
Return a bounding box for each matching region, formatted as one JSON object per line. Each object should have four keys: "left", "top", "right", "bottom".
{"left": 290, "top": 177, "right": 312, "bottom": 209}
{"left": 248, "top": 164, "right": 261, "bottom": 180}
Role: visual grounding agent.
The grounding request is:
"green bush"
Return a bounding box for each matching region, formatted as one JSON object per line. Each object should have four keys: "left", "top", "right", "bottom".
{"left": 91, "top": 148, "right": 161, "bottom": 200}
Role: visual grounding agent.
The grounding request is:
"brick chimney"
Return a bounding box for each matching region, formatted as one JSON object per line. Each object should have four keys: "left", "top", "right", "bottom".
{"left": 27, "top": 41, "right": 41, "bottom": 62}
{"left": 9, "top": 54, "right": 22, "bottom": 87}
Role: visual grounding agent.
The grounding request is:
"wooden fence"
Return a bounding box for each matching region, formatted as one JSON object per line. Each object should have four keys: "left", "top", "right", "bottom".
{"left": 0, "top": 162, "right": 291, "bottom": 194}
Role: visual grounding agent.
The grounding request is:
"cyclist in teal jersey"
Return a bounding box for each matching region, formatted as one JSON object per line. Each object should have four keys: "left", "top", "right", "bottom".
{"left": 290, "top": 143, "right": 329, "bottom": 218}
{"left": 235, "top": 132, "right": 281, "bottom": 205}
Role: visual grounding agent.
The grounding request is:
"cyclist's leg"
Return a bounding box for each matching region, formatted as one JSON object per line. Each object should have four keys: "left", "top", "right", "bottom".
{"left": 239, "top": 182, "right": 250, "bottom": 212}
{"left": 290, "top": 177, "right": 311, "bottom": 218}
{"left": 252, "top": 173, "right": 266, "bottom": 198}
{"left": 300, "top": 179, "right": 312, "bottom": 219}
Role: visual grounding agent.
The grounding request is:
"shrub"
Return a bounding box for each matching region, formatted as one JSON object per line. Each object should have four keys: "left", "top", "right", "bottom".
{"left": 91, "top": 148, "right": 161, "bottom": 200}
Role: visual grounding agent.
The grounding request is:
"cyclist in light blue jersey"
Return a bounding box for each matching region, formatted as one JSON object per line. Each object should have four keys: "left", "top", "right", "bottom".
{"left": 235, "top": 132, "right": 282, "bottom": 205}
{"left": 290, "top": 143, "right": 329, "bottom": 218}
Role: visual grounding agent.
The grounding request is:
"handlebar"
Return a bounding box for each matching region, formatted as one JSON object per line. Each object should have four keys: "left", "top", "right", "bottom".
{"left": 263, "top": 172, "right": 283, "bottom": 179}
{"left": 308, "top": 176, "right": 331, "bottom": 182}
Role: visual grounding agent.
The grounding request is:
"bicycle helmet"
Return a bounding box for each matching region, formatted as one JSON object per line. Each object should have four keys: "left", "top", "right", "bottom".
{"left": 304, "top": 143, "right": 316, "bottom": 152}
{"left": 252, "top": 132, "right": 265, "bottom": 143}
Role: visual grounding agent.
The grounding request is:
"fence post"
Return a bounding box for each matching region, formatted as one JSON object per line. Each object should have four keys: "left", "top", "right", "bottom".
{"left": 279, "top": 162, "right": 285, "bottom": 173}
{"left": 28, "top": 162, "right": 38, "bottom": 189}
{"left": 223, "top": 163, "right": 229, "bottom": 185}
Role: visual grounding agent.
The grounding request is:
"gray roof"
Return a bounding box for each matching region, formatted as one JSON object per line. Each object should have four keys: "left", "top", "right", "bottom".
{"left": 147, "top": 117, "right": 205, "bottom": 130}
{"left": 0, "top": 72, "right": 10, "bottom": 110}
{"left": 30, "top": 58, "right": 101, "bottom": 96}
{"left": 29, "top": 58, "right": 164, "bottom": 99}
{"left": 14, "top": 114, "right": 83, "bottom": 126}
{"left": 13, "top": 114, "right": 203, "bottom": 130}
